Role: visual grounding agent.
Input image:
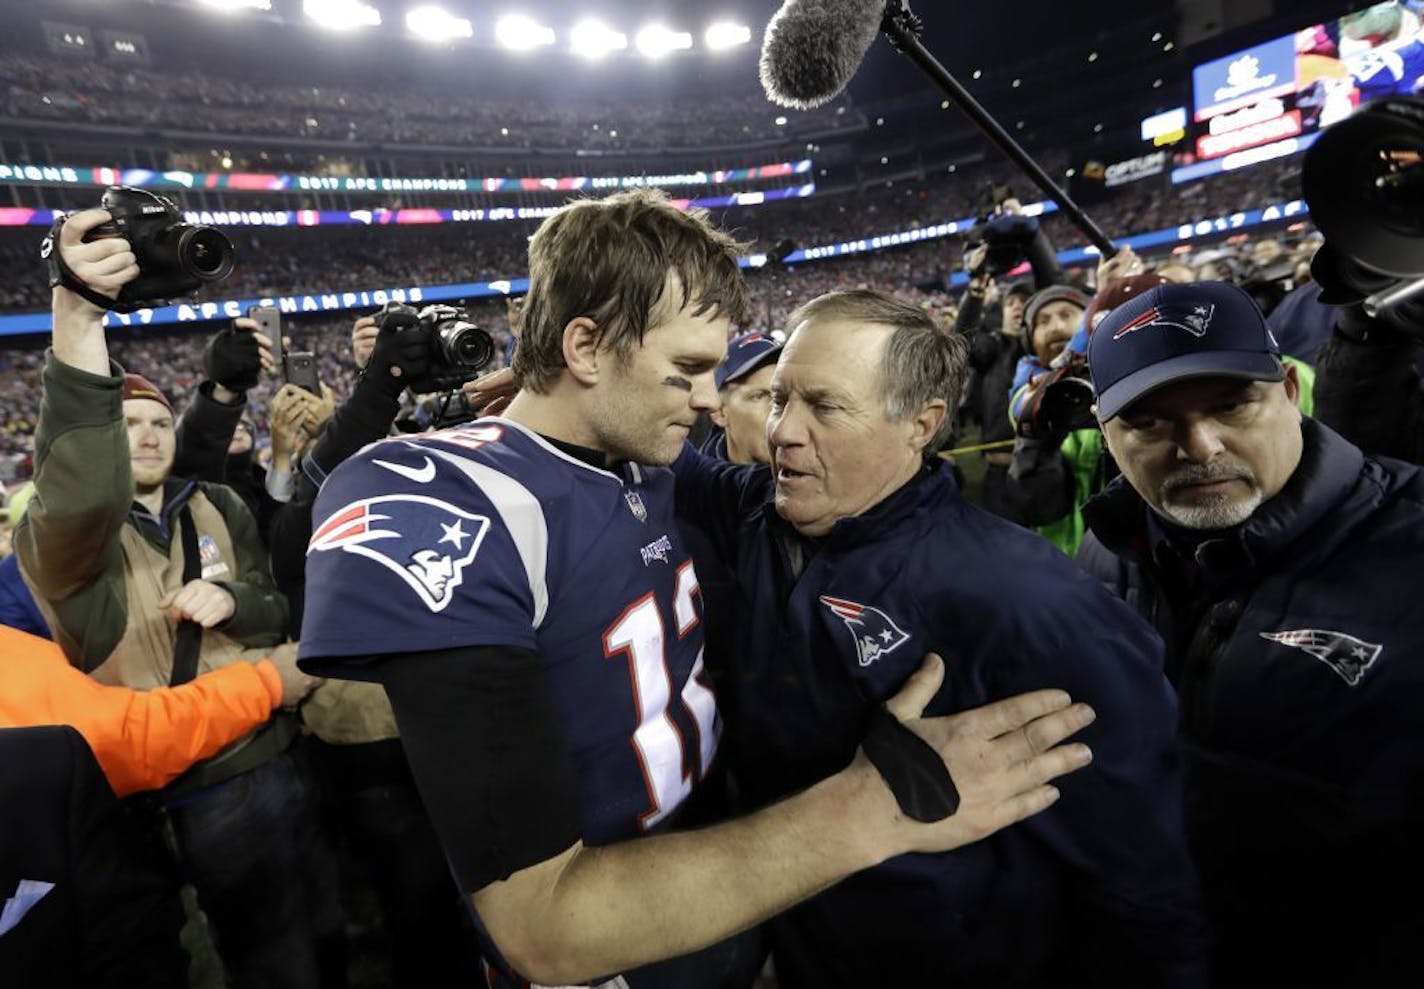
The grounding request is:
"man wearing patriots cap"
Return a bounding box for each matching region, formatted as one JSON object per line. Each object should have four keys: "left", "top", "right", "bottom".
{"left": 1078, "top": 280, "right": 1424, "bottom": 986}
{"left": 700, "top": 331, "right": 781, "bottom": 465}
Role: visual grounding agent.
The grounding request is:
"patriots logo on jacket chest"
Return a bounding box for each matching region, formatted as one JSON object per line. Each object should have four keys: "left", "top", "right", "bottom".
{"left": 819, "top": 596, "right": 911, "bottom": 667}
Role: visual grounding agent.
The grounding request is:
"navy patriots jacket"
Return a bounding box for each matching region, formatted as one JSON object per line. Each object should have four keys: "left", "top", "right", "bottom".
{"left": 1078, "top": 420, "right": 1424, "bottom": 985}
{"left": 674, "top": 448, "right": 1208, "bottom": 989}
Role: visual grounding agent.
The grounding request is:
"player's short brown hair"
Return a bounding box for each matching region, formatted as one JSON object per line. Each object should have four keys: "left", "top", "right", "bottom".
{"left": 513, "top": 189, "right": 750, "bottom": 393}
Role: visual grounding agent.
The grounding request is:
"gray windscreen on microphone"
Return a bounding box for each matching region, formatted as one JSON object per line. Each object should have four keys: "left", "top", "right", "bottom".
{"left": 759, "top": 0, "right": 888, "bottom": 109}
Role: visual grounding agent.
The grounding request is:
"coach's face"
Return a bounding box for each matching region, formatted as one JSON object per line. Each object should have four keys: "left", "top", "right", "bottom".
{"left": 1100, "top": 366, "right": 1303, "bottom": 530}
{"left": 768, "top": 319, "right": 925, "bottom": 537}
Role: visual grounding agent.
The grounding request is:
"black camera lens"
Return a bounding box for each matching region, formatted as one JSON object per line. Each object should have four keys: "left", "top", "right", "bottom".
{"left": 177, "top": 226, "right": 236, "bottom": 282}
{"left": 439, "top": 321, "right": 495, "bottom": 371}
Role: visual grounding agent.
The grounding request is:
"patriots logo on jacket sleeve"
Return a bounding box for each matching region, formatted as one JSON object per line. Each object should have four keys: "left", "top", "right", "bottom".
{"left": 309, "top": 495, "right": 491, "bottom": 612}
{"left": 1260, "top": 628, "right": 1383, "bottom": 686}
{"left": 1111, "top": 303, "right": 1215, "bottom": 340}
{"left": 820, "top": 596, "right": 911, "bottom": 668}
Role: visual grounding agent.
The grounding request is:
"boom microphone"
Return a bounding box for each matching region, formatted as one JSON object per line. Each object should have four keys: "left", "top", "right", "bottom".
{"left": 758, "top": 0, "right": 1117, "bottom": 256}
{"left": 759, "top": 0, "right": 886, "bottom": 109}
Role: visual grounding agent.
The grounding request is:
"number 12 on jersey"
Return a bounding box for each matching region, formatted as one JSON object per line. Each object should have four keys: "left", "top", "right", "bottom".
{"left": 603, "top": 561, "right": 720, "bottom": 828}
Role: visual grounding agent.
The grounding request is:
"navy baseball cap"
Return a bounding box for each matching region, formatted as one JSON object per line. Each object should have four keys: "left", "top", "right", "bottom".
{"left": 715, "top": 333, "right": 781, "bottom": 390}
{"left": 1089, "top": 280, "right": 1285, "bottom": 420}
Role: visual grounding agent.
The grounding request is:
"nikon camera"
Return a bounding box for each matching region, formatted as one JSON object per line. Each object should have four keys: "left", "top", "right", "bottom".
{"left": 79, "top": 186, "right": 235, "bottom": 309}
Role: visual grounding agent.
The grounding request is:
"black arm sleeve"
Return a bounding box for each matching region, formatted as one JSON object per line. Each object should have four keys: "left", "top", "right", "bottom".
{"left": 955, "top": 290, "right": 986, "bottom": 338}
{"left": 1007, "top": 435, "right": 1076, "bottom": 526}
{"left": 297, "top": 378, "right": 402, "bottom": 502}
{"left": 1314, "top": 321, "right": 1424, "bottom": 464}
{"left": 369, "top": 645, "right": 584, "bottom": 893}
{"left": 174, "top": 380, "right": 244, "bottom": 483}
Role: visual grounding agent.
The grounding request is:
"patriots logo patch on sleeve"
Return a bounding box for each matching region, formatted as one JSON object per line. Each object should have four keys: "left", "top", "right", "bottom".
{"left": 309, "top": 495, "right": 491, "bottom": 612}
{"left": 820, "top": 595, "right": 911, "bottom": 668}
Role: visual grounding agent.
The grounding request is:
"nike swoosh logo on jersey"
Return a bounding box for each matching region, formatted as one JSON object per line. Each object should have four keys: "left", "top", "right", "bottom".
{"left": 373, "top": 457, "right": 438, "bottom": 484}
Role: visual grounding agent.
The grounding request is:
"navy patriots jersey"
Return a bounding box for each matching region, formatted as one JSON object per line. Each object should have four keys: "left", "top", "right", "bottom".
{"left": 300, "top": 419, "right": 753, "bottom": 987}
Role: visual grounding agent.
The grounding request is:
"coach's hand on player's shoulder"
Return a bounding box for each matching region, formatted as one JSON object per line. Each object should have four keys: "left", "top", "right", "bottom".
{"left": 51, "top": 208, "right": 140, "bottom": 317}
{"left": 462, "top": 366, "right": 517, "bottom": 416}
{"left": 861, "top": 653, "right": 1094, "bottom": 856}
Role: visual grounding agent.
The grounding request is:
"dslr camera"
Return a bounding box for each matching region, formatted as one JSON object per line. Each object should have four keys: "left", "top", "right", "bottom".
{"left": 373, "top": 301, "right": 496, "bottom": 393}
{"left": 43, "top": 186, "right": 235, "bottom": 313}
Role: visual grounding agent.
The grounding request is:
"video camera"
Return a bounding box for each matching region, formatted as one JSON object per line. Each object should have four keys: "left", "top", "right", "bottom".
{"left": 372, "top": 301, "right": 496, "bottom": 394}
{"left": 1302, "top": 96, "right": 1424, "bottom": 337}
{"left": 42, "top": 186, "right": 235, "bottom": 314}
{"left": 964, "top": 184, "right": 1041, "bottom": 278}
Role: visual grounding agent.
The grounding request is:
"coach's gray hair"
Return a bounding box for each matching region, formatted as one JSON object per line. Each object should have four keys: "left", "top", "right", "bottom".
{"left": 785, "top": 289, "right": 970, "bottom": 455}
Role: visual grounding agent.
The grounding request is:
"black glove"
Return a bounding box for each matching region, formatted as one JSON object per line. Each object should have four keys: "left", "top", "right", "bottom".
{"left": 204, "top": 326, "right": 261, "bottom": 393}
{"left": 360, "top": 308, "right": 434, "bottom": 398}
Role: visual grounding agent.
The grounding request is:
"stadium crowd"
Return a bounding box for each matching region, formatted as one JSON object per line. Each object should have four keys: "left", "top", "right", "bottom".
{"left": 0, "top": 53, "right": 864, "bottom": 151}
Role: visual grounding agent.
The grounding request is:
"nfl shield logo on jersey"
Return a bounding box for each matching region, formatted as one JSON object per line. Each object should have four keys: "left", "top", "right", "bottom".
{"left": 820, "top": 595, "right": 911, "bottom": 667}
{"left": 624, "top": 489, "right": 648, "bottom": 522}
{"left": 308, "top": 495, "right": 491, "bottom": 612}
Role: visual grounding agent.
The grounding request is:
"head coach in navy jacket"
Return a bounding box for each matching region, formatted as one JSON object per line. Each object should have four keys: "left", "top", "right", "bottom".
{"left": 674, "top": 289, "right": 1208, "bottom": 988}
{"left": 1079, "top": 280, "right": 1424, "bottom": 987}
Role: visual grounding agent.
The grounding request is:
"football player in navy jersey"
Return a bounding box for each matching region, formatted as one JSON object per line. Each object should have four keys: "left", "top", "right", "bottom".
{"left": 299, "top": 190, "right": 1096, "bottom": 988}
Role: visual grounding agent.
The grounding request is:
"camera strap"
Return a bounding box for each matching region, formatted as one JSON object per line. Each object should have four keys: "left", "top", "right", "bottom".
{"left": 41, "top": 215, "right": 144, "bottom": 315}
{"left": 169, "top": 504, "right": 204, "bottom": 687}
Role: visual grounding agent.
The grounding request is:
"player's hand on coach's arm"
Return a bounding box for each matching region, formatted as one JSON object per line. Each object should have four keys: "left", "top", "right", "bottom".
{"left": 467, "top": 652, "right": 1092, "bottom": 986}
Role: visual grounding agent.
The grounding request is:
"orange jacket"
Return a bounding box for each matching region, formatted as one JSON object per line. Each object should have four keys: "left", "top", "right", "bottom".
{"left": 0, "top": 624, "right": 281, "bottom": 797}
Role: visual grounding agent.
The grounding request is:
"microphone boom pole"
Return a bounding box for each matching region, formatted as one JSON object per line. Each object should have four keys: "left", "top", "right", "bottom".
{"left": 880, "top": 0, "right": 1117, "bottom": 256}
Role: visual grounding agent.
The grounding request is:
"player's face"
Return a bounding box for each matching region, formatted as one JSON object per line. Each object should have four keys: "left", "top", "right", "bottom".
{"left": 768, "top": 319, "right": 928, "bottom": 537}
{"left": 124, "top": 398, "right": 176, "bottom": 493}
{"left": 717, "top": 363, "right": 776, "bottom": 465}
{"left": 1100, "top": 369, "right": 1303, "bottom": 531}
{"left": 594, "top": 302, "right": 727, "bottom": 465}
{"left": 1030, "top": 301, "right": 1082, "bottom": 364}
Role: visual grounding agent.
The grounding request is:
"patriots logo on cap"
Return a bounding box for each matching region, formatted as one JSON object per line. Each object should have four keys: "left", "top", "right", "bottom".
{"left": 820, "top": 595, "right": 911, "bottom": 668}
{"left": 309, "top": 495, "right": 491, "bottom": 613}
{"left": 1260, "top": 628, "right": 1383, "bottom": 686}
{"left": 1112, "top": 303, "right": 1216, "bottom": 341}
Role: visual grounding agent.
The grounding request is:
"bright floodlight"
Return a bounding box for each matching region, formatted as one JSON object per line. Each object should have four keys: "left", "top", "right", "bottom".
{"left": 636, "top": 24, "right": 693, "bottom": 58}
{"left": 197, "top": 0, "right": 272, "bottom": 11}
{"left": 303, "top": 0, "right": 380, "bottom": 29}
{"left": 497, "top": 14, "right": 555, "bottom": 50}
{"left": 704, "top": 21, "right": 751, "bottom": 49}
{"left": 571, "top": 19, "right": 627, "bottom": 58}
{"left": 406, "top": 5, "right": 473, "bottom": 41}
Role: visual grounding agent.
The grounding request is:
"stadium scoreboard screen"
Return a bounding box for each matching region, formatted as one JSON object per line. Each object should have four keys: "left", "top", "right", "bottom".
{"left": 1180, "top": 1, "right": 1424, "bottom": 179}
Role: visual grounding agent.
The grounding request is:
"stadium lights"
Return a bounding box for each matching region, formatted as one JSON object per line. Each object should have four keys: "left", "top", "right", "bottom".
{"left": 571, "top": 20, "right": 626, "bottom": 58}
{"left": 496, "top": 14, "right": 555, "bottom": 50}
{"left": 636, "top": 24, "right": 693, "bottom": 58}
{"left": 303, "top": 0, "right": 380, "bottom": 29}
{"left": 705, "top": 21, "right": 751, "bottom": 50}
{"left": 406, "top": 5, "right": 473, "bottom": 41}
{"left": 196, "top": 0, "right": 272, "bottom": 11}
